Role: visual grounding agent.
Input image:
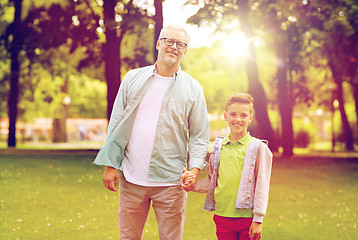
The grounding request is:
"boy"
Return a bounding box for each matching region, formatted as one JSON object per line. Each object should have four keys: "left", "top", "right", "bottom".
{"left": 182, "top": 93, "right": 273, "bottom": 240}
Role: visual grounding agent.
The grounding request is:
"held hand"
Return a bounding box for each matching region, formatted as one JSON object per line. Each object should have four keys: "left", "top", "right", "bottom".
{"left": 102, "top": 166, "right": 119, "bottom": 192}
{"left": 181, "top": 168, "right": 200, "bottom": 192}
{"left": 180, "top": 169, "right": 189, "bottom": 184}
{"left": 249, "top": 222, "right": 262, "bottom": 240}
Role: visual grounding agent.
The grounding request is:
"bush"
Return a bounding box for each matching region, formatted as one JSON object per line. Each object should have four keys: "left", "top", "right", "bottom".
{"left": 295, "top": 129, "right": 311, "bottom": 148}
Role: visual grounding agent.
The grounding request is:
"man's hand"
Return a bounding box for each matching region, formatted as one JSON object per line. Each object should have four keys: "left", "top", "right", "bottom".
{"left": 102, "top": 166, "right": 119, "bottom": 192}
{"left": 249, "top": 222, "right": 262, "bottom": 240}
{"left": 180, "top": 168, "right": 200, "bottom": 192}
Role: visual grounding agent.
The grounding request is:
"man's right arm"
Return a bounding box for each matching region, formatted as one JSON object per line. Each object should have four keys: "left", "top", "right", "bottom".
{"left": 105, "top": 71, "right": 131, "bottom": 140}
{"left": 97, "top": 72, "right": 131, "bottom": 189}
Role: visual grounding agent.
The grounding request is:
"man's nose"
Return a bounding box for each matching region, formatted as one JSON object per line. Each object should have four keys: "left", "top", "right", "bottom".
{"left": 170, "top": 43, "right": 178, "bottom": 49}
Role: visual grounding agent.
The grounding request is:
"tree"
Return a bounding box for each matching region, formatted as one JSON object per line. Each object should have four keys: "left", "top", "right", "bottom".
{"left": 300, "top": 0, "right": 356, "bottom": 150}
{"left": 187, "top": 0, "right": 279, "bottom": 151}
{"left": 6, "top": 0, "right": 22, "bottom": 147}
{"left": 237, "top": 0, "right": 279, "bottom": 153}
{"left": 258, "top": 0, "right": 296, "bottom": 156}
{"left": 103, "top": 0, "right": 121, "bottom": 120}
{"left": 102, "top": 0, "right": 152, "bottom": 119}
{"left": 153, "top": 0, "right": 163, "bottom": 61}
{"left": 2, "top": 0, "right": 101, "bottom": 146}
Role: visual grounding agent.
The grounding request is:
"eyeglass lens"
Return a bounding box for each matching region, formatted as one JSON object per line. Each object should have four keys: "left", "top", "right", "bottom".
{"left": 162, "top": 38, "right": 186, "bottom": 49}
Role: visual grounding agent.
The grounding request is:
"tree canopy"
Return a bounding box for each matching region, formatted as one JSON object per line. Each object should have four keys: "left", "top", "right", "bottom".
{"left": 0, "top": 0, "right": 357, "bottom": 152}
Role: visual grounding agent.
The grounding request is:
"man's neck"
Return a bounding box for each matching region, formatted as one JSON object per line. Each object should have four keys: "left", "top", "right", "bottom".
{"left": 156, "top": 64, "right": 178, "bottom": 77}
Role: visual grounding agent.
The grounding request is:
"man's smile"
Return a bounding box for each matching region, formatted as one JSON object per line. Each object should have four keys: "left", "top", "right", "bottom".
{"left": 167, "top": 51, "right": 178, "bottom": 56}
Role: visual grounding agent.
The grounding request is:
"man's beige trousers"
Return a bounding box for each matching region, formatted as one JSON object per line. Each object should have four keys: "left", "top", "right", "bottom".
{"left": 118, "top": 172, "right": 187, "bottom": 240}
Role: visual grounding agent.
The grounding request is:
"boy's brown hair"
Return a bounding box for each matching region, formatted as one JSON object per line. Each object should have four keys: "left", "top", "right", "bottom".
{"left": 225, "top": 93, "right": 254, "bottom": 113}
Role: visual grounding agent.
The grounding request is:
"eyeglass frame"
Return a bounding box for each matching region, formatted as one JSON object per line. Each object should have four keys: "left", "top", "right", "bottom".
{"left": 160, "top": 38, "right": 188, "bottom": 49}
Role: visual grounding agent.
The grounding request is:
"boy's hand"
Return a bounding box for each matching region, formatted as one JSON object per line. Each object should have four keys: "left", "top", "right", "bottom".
{"left": 249, "top": 222, "right": 262, "bottom": 240}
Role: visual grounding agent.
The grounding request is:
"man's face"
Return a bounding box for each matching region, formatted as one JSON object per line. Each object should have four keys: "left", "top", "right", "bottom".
{"left": 156, "top": 28, "right": 188, "bottom": 68}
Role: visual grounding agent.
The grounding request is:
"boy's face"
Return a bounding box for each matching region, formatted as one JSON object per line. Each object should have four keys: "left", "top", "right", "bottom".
{"left": 224, "top": 103, "right": 253, "bottom": 140}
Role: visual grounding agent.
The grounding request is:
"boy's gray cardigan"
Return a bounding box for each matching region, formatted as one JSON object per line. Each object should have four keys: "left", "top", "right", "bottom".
{"left": 194, "top": 136, "right": 273, "bottom": 223}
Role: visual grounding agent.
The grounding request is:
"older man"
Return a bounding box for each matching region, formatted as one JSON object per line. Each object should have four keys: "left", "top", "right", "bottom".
{"left": 94, "top": 24, "right": 209, "bottom": 240}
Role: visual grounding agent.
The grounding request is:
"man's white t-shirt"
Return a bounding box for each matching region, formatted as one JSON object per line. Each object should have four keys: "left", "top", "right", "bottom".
{"left": 121, "top": 73, "right": 177, "bottom": 186}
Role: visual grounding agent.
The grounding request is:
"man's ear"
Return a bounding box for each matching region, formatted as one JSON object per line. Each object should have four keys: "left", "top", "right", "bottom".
{"left": 156, "top": 40, "right": 160, "bottom": 50}
{"left": 183, "top": 48, "right": 188, "bottom": 56}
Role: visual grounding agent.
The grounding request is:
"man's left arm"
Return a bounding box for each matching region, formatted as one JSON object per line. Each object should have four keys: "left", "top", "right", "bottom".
{"left": 184, "top": 86, "right": 210, "bottom": 191}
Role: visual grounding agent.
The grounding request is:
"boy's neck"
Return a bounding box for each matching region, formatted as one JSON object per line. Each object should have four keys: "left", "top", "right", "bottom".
{"left": 229, "top": 132, "right": 247, "bottom": 142}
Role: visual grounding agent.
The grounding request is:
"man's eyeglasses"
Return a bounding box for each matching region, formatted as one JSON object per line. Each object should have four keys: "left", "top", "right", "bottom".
{"left": 160, "top": 38, "right": 187, "bottom": 49}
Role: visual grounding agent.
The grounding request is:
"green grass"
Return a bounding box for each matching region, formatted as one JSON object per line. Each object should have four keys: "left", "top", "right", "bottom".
{"left": 0, "top": 141, "right": 103, "bottom": 150}
{"left": 1, "top": 154, "right": 357, "bottom": 239}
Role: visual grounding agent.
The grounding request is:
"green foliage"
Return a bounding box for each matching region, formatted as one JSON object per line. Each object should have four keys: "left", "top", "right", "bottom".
{"left": 0, "top": 58, "right": 9, "bottom": 117}
{"left": 186, "top": 0, "right": 358, "bottom": 150}
{"left": 0, "top": 0, "right": 154, "bottom": 124}
{"left": 1, "top": 0, "right": 357, "bottom": 150}
{"left": 15, "top": 43, "right": 106, "bottom": 121}
{"left": 69, "top": 74, "right": 106, "bottom": 119}
{"left": 121, "top": 25, "right": 154, "bottom": 71}
{"left": 209, "top": 118, "right": 226, "bottom": 131}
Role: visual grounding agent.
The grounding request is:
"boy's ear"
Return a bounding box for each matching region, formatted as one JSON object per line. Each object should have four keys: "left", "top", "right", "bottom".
{"left": 249, "top": 114, "right": 254, "bottom": 123}
{"left": 223, "top": 111, "right": 227, "bottom": 121}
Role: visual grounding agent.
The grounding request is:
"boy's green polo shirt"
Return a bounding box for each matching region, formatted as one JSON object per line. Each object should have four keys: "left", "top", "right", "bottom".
{"left": 214, "top": 133, "right": 254, "bottom": 218}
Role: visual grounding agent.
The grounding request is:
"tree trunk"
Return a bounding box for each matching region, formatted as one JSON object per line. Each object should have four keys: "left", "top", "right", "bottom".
{"left": 103, "top": 0, "right": 121, "bottom": 120}
{"left": 353, "top": 77, "right": 358, "bottom": 130}
{"left": 153, "top": 0, "right": 163, "bottom": 62}
{"left": 275, "top": 39, "right": 294, "bottom": 157}
{"left": 348, "top": 33, "right": 358, "bottom": 141}
{"left": 7, "top": 0, "right": 23, "bottom": 148}
{"left": 237, "top": 0, "right": 278, "bottom": 151}
{"left": 350, "top": 64, "right": 358, "bottom": 147}
{"left": 329, "top": 59, "right": 354, "bottom": 151}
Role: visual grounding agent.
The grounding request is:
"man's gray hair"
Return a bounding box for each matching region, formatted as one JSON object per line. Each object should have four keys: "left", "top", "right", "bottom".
{"left": 158, "top": 24, "right": 190, "bottom": 44}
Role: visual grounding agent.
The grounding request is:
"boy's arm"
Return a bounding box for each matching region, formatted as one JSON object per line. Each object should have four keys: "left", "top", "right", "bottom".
{"left": 252, "top": 142, "right": 273, "bottom": 223}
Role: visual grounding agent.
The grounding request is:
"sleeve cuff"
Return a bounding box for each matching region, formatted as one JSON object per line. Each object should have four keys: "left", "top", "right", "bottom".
{"left": 189, "top": 158, "right": 205, "bottom": 171}
{"left": 253, "top": 214, "right": 264, "bottom": 223}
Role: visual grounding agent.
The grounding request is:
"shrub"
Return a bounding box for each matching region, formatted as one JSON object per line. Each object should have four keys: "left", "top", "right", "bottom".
{"left": 295, "top": 129, "right": 311, "bottom": 148}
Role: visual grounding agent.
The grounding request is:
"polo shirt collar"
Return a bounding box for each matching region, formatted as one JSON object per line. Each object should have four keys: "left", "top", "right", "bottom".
{"left": 223, "top": 132, "right": 251, "bottom": 145}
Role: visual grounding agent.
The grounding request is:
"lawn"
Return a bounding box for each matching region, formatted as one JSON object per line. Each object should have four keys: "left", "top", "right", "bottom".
{"left": 0, "top": 153, "right": 357, "bottom": 239}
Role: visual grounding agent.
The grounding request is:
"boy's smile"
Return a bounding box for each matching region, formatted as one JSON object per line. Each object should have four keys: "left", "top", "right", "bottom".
{"left": 224, "top": 103, "right": 253, "bottom": 141}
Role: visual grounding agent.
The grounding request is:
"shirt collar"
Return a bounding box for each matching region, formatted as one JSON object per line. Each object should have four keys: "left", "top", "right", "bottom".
{"left": 223, "top": 132, "right": 251, "bottom": 145}
{"left": 153, "top": 63, "right": 181, "bottom": 79}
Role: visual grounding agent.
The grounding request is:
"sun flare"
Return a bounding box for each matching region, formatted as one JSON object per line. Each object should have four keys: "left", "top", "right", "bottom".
{"left": 222, "top": 32, "right": 248, "bottom": 58}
